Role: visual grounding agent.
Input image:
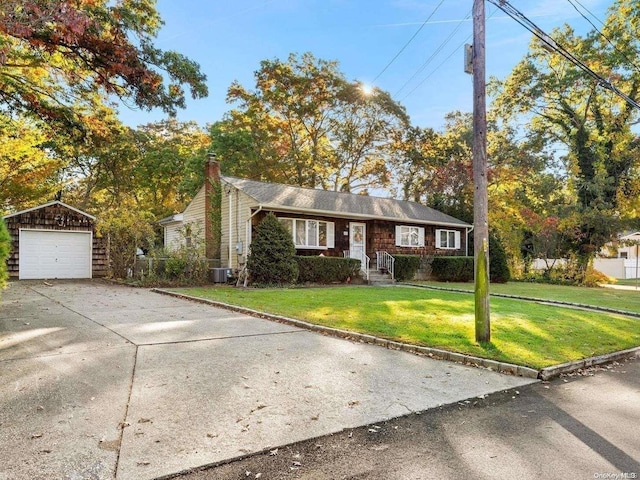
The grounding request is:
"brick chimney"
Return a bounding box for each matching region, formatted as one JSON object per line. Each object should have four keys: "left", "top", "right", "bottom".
{"left": 204, "top": 153, "right": 221, "bottom": 259}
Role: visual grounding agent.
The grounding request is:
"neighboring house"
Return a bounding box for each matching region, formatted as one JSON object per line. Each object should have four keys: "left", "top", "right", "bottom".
{"left": 161, "top": 159, "right": 472, "bottom": 280}
{"left": 4, "top": 201, "right": 108, "bottom": 279}
{"left": 600, "top": 232, "right": 640, "bottom": 259}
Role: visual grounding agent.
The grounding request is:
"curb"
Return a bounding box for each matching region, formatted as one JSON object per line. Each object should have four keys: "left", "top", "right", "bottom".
{"left": 151, "top": 288, "right": 540, "bottom": 379}
{"left": 537, "top": 347, "right": 640, "bottom": 381}
{"left": 151, "top": 289, "right": 640, "bottom": 382}
{"left": 402, "top": 283, "right": 640, "bottom": 319}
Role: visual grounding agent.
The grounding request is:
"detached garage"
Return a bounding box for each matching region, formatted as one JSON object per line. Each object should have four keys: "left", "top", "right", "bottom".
{"left": 4, "top": 201, "right": 108, "bottom": 279}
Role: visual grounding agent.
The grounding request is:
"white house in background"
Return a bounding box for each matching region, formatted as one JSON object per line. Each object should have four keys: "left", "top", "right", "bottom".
{"left": 601, "top": 231, "right": 640, "bottom": 259}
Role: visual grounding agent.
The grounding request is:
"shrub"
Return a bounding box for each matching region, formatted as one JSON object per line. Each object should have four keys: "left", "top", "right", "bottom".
{"left": 96, "top": 207, "right": 155, "bottom": 278}
{"left": 0, "top": 218, "right": 11, "bottom": 290}
{"left": 164, "top": 257, "right": 188, "bottom": 278}
{"left": 295, "top": 256, "right": 360, "bottom": 283}
{"left": 247, "top": 213, "right": 298, "bottom": 285}
{"left": 584, "top": 267, "right": 615, "bottom": 287}
{"left": 394, "top": 255, "right": 421, "bottom": 281}
{"left": 431, "top": 256, "right": 474, "bottom": 282}
{"left": 489, "top": 232, "right": 511, "bottom": 283}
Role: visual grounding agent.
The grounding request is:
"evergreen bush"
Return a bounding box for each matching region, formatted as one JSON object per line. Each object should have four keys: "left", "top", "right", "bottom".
{"left": 489, "top": 232, "right": 511, "bottom": 283}
{"left": 0, "top": 218, "right": 11, "bottom": 290}
{"left": 247, "top": 213, "right": 299, "bottom": 285}
{"left": 431, "top": 256, "right": 474, "bottom": 282}
{"left": 295, "top": 256, "right": 360, "bottom": 283}
{"left": 393, "top": 255, "right": 421, "bottom": 281}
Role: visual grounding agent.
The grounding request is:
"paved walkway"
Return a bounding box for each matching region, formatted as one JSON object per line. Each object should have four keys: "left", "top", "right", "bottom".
{"left": 0, "top": 281, "right": 535, "bottom": 480}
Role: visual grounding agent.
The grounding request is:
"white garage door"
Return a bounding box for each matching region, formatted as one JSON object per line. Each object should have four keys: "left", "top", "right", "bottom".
{"left": 20, "top": 230, "right": 92, "bottom": 279}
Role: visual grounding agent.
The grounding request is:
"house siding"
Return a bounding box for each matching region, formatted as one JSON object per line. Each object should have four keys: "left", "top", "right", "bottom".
{"left": 368, "top": 220, "right": 468, "bottom": 257}
{"left": 247, "top": 214, "right": 468, "bottom": 261}
{"left": 163, "top": 222, "right": 183, "bottom": 251}
{"left": 221, "top": 182, "right": 254, "bottom": 270}
{"left": 4, "top": 203, "right": 108, "bottom": 278}
{"left": 183, "top": 186, "right": 206, "bottom": 229}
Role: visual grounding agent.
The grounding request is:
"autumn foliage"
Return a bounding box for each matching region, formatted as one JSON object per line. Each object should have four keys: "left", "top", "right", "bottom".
{"left": 0, "top": 0, "right": 207, "bottom": 132}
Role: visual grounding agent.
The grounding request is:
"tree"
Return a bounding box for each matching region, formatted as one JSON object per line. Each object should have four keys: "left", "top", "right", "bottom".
{"left": 59, "top": 105, "right": 142, "bottom": 212}
{"left": 0, "top": 114, "right": 62, "bottom": 212}
{"left": 0, "top": 0, "right": 208, "bottom": 135}
{"left": 221, "top": 52, "right": 409, "bottom": 192}
{"left": 96, "top": 205, "right": 155, "bottom": 278}
{"left": 246, "top": 213, "right": 298, "bottom": 285}
{"left": 493, "top": 0, "right": 640, "bottom": 274}
{"left": 133, "top": 119, "right": 210, "bottom": 216}
{"left": 0, "top": 217, "right": 10, "bottom": 290}
{"left": 396, "top": 111, "right": 558, "bottom": 270}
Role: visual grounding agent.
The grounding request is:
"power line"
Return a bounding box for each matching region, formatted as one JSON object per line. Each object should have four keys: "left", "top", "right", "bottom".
{"left": 400, "top": 35, "right": 471, "bottom": 102}
{"left": 394, "top": 10, "right": 471, "bottom": 97}
{"left": 566, "top": 0, "right": 640, "bottom": 74}
{"left": 373, "top": 0, "right": 447, "bottom": 83}
{"left": 487, "top": 0, "right": 640, "bottom": 110}
{"left": 399, "top": 6, "right": 498, "bottom": 102}
{"left": 571, "top": 0, "right": 605, "bottom": 26}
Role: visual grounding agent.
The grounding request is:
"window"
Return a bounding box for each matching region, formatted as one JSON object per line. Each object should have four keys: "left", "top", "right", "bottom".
{"left": 395, "top": 225, "right": 425, "bottom": 247}
{"left": 435, "top": 229, "right": 461, "bottom": 249}
{"left": 279, "top": 218, "right": 335, "bottom": 249}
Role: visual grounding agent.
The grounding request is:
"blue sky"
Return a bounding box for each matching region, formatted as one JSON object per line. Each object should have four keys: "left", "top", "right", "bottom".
{"left": 119, "top": 0, "right": 611, "bottom": 131}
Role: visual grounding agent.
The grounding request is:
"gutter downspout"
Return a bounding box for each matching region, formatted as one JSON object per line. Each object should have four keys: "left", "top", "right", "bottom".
{"left": 466, "top": 226, "right": 474, "bottom": 257}
{"left": 246, "top": 205, "right": 263, "bottom": 260}
{"left": 227, "top": 186, "right": 233, "bottom": 269}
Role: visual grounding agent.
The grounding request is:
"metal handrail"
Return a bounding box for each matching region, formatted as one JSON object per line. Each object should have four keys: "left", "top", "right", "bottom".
{"left": 376, "top": 251, "right": 395, "bottom": 280}
{"left": 344, "top": 250, "right": 370, "bottom": 281}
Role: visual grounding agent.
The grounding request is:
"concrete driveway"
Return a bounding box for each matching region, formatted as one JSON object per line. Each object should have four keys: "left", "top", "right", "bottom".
{"left": 0, "top": 281, "right": 535, "bottom": 480}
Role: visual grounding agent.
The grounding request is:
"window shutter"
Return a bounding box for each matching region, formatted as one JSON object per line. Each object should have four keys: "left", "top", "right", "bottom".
{"left": 327, "top": 222, "right": 335, "bottom": 248}
{"left": 454, "top": 231, "right": 461, "bottom": 249}
{"left": 435, "top": 229, "right": 442, "bottom": 248}
{"left": 418, "top": 227, "right": 425, "bottom": 247}
{"left": 395, "top": 225, "right": 402, "bottom": 246}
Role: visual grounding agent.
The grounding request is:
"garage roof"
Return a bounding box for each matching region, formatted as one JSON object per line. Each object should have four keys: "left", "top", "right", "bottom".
{"left": 4, "top": 201, "right": 95, "bottom": 220}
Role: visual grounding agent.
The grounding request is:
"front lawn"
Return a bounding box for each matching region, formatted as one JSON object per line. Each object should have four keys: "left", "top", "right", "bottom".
{"left": 175, "top": 285, "right": 640, "bottom": 369}
{"left": 406, "top": 281, "right": 640, "bottom": 314}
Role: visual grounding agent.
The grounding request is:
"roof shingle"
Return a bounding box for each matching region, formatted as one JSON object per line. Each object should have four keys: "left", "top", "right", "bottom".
{"left": 222, "top": 176, "right": 471, "bottom": 228}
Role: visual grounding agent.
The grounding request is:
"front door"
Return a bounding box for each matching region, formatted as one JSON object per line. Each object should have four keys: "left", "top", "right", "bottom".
{"left": 349, "top": 222, "right": 366, "bottom": 262}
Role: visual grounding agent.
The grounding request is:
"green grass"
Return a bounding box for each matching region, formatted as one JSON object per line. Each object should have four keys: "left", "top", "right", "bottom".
{"left": 406, "top": 281, "right": 640, "bottom": 314}
{"left": 175, "top": 285, "right": 640, "bottom": 369}
{"left": 615, "top": 279, "right": 640, "bottom": 288}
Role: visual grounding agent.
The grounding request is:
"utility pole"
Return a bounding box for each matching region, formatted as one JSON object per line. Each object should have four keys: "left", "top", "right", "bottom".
{"left": 473, "top": 0, "right": 490, "bottom": 342}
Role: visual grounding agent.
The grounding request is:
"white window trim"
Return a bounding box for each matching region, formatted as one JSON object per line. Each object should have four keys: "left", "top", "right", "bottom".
{"left": 435, "top": 229, "right": 461, "bottom": 250}
{"left": 279, "top": 218, "right": 335, "bottom": 249}
{"left": 395, "top": 225, "right": 425, "bottom": 248}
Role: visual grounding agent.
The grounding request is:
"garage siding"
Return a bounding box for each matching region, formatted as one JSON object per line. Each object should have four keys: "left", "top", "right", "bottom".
{"left": 4, "top": 202, "right": 108, "bottom": 279}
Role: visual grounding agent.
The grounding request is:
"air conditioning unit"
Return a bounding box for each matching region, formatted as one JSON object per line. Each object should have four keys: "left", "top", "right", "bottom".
{"left": 212, "top": 268, "right": 229, "bottom": 283}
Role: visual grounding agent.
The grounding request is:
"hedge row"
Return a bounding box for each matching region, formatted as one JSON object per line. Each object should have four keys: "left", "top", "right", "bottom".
{"left": 393, "top": 254, "right": 422, "bottom": 281}
{"left": 295, "top": 256, "right": 361, "bottom": 284}
{"left": 430, "top": 256, "right": 474, "bottom": 282}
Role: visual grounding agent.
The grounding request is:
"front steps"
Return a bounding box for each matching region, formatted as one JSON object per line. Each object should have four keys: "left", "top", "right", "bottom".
{"left": 366, "top": 264, "right": 395, "bottom": 286}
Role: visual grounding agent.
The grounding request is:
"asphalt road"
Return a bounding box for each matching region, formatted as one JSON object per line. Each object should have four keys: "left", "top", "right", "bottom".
{"left": 168, "top": 354, "right": 640, "bottom": 480}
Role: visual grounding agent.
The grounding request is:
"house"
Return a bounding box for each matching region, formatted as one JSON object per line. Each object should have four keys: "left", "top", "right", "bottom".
{"left": 601, "top": 232, "right": 640, "bottom": 259}
{"left": 3, "top": 201, "right": 108, "bottom": 279}
{"left": 160, "top": 158, "right": 472, "bottom": 280}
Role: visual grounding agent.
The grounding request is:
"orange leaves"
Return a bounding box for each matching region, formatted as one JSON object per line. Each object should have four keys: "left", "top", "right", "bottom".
{"left": 0, "top": 0, "right": 206, "bottom": 132}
